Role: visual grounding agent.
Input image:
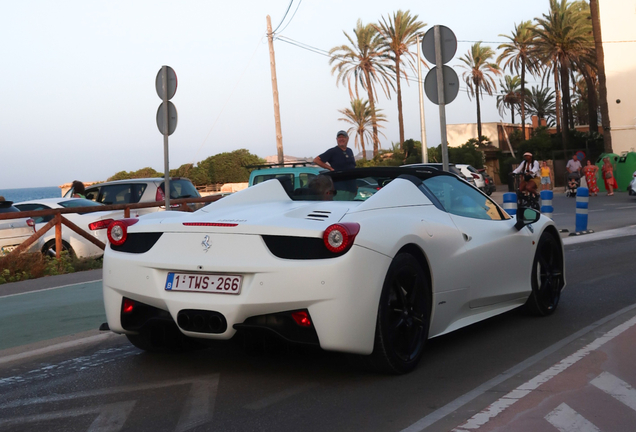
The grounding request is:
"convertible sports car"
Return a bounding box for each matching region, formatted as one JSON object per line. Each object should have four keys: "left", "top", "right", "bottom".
{"left": 103, "top": 167, "right": 565, "bottom": 374}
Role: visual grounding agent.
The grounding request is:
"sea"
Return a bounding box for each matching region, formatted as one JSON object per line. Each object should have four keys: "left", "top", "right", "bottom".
{"left": 0, "top": 186, "right": 62, "bottom": 203}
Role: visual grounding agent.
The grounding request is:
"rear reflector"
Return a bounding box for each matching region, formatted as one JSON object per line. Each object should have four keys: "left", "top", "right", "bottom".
{"left": 182, "top": 222, "right": 238, "bottom": 227}
{"left": 122, "top": 298, "right": 135, "bottom": 314}
{"left": 291, "top": 311, "right": 312, "bottom": 327}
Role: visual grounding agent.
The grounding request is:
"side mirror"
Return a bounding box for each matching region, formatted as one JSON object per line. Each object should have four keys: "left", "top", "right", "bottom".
{"left": 515, "top": 207, "right": 541, "bottom": 231}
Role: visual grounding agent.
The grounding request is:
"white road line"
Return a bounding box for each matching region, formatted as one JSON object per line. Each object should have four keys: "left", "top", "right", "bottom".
{"left": 0, "top": 279, "right": 102, "bottom": 299}
{"left": 544, "top": 403, "right": 600, "bottom": 432}
{"left": 400, "top": 304, "right": 636, "bottom": 432}
{"left": 0, "top": 333, "right": 117, "bottom": 366}
{"left": 0, "top": 400, "right": 136, "bottom": 432}
{"left": 450, "top": 315, "right": 636, "bottom": 431}
{"left": 243, "top": 384, "right": 317, "bottom": 410}
{"left": 176, "top": 376, "right": 219, "bottom": 432}
{"left": 591, "top": 372, "right": 636, "bottom": 411}
{"left": 588, "top": 209, "right": 606, "bottom": 212}
{"left": 616, "top": 206, "right": 636, "bottom": 210}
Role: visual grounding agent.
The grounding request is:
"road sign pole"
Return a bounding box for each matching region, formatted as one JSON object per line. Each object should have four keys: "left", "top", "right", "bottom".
{"left": 417, "top": 35, "right": 428, "bottom": 163}
{"left": 434, "top": 26, "right": 449, "bottom": 172}
{"left": 161, "top": 65, "right": 171, "bottom": 210}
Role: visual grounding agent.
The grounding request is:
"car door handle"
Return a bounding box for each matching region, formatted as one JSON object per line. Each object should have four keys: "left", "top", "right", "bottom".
{"left": 463, "top": 233, "right": 472, "bottom": 242}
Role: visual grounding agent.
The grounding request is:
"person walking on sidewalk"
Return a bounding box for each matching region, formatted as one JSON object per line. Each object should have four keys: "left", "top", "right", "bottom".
{"left": 602, "top": 157, "right": 617, "bottom": 196}
{"left": 583, "top": 160, "right": 599, "bottom": 196}
{"left": 540, "top": 161, "right": 553, "bottom": 191}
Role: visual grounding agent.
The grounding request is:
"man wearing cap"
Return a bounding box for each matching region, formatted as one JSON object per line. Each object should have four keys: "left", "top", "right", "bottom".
{"left": 512, "top": 152, "right": 540, "bottom": 190}
{"left": 313, "top": 130, "right": 356, "bottom": 172}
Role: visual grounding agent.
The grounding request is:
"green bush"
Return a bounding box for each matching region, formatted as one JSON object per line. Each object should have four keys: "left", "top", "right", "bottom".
{"left": 0, "top": 252, "right": 103, "bottom": 285}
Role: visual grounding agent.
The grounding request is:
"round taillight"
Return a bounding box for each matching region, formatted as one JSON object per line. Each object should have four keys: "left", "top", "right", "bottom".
{"left": 107, "top": 219, "right": 139, "bottom": 246}
{"left": 323, "top": 223, "right": 360, "bottom": 253}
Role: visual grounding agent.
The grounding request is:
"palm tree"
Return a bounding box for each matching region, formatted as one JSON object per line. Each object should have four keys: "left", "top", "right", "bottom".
{"left": 524, "top": 86, "right": 557, "bottom": 127}
{"left": 498, "top": 21, "right": 539, "bottom": 138}
{"left": 589, "top": 0, "right": 612, "bottom": 151}
{"left": 338, "top": 99, "right": 387, "bottom": 159}
{"left": 533, "top": 0, "right": 593, "bottom": 150}
{"left": 330, "top": 20, "right": 394, "bottom": 157}
{"left": 496, "top": 75, "right": 522, "bottom": 123}
{"left": 459, "top": 42, "right": 501, "bottom": 140}
{"left": 374, "top": 10, "right": 426, "bottom": 147}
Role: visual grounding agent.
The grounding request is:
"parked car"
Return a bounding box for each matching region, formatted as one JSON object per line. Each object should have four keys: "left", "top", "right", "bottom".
{"left": 628, "top": 171, "right": 636, "bottom": 196}
{"left": 402, "top": 163, "right": 476, "bottom": 187}
{"left": 102, "top": 167, "right": 565, "bottom": 374}
{"left": 65, "top": 178, "right": 202, "bottom": 215}
{"left": 456, "top": 164, "right": 496, "bottom": 195}
{"left": 248, "top": 164, "right": 325, "bottom": 190}
{"left": 0, "top": 200, "right": 36, "bottom": 256}
{"left": 15, "top": 198, "right": 125, "bottom": 258}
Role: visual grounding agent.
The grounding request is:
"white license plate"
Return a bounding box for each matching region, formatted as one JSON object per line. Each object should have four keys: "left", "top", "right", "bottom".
{"left": 0, "top": 245, "right": 17, "bottom": 256}
{"left": 165, "top": 272, "right": 242, "bottom": 294}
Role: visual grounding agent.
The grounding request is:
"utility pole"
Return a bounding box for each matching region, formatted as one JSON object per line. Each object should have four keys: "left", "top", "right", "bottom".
{"left": 417, "top": 34, "right": 428, "bottom": 163}
{"left": 266, "top": 15, "right": 285, "bottom": 165}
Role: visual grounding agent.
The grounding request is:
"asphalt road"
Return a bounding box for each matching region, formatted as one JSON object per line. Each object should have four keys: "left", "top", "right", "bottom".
{"left": 0, "top": 232, "right": 635, "bottom": 431}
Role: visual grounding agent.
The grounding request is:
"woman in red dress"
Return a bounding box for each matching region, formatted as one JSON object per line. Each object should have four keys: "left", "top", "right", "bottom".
{"left": 601, "top": 157, "right": 617, "bottom": 196}
{"left": 583, "top": 160, "right": 599, "bottom": 196}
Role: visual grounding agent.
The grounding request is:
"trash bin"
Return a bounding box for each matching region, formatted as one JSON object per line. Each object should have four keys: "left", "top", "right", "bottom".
{"left": 595, "top": 152, "right": 619, "bottom": 193}
{"left": 615, "top": 152, "right": 636, "bottom": 192}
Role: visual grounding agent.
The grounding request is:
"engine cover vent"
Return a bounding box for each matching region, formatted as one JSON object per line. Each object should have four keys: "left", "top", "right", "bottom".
{"left": 305, "top": 210, "right": 331, "bottom": 221}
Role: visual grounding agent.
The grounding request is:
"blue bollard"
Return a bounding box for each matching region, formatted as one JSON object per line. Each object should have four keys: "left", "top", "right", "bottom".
{"left": 540, "top": 190, "right": 553, "bottom": 218}
{"left": 575, "top": 187, "right": 589, "bottom": 232}
{"left": 503, "top": 192, "right": 517, "bottom": 216}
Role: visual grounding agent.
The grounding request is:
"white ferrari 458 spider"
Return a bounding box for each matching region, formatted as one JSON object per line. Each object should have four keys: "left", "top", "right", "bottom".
{"left": 103, "top": 167, "right": 565, "bottom": 374}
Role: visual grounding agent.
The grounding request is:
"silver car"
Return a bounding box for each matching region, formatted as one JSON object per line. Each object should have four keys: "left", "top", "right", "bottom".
{"left": 0, "top": 200, "right": 36, "bottom": 256}
{"left": 65, "top": 178, "right": 202, "bottom": 216}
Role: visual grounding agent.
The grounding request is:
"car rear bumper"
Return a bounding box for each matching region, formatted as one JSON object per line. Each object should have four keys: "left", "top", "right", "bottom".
{"left": 103, "top": 234, "right": 391, "bottom": 355}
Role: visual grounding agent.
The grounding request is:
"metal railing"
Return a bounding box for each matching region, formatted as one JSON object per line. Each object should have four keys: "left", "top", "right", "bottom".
{"left": 0, "top": 195, "right": 223, "bottom": 259}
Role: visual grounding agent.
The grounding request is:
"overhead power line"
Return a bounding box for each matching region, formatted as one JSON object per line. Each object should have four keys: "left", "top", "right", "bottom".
{"left": 272, "top": 0, "right": 294, "bottom": 34}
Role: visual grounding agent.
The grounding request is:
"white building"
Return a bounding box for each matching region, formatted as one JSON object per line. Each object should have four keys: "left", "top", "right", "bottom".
{"left": 599, "top": 0, "right": 636, "bottom": 154}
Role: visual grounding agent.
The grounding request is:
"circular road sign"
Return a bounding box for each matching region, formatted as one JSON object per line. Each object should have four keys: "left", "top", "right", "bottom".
{"left": 156, "top": 66, "right": 177, "bottom": 101}
{"left": 422, "top": 25, "right": 457, "bottom": 65}
{"left": 424, "top": 66, "right": 460, "bottom": 105}
{"left": 156, "top": 101, "right": 178, "bottom": 136}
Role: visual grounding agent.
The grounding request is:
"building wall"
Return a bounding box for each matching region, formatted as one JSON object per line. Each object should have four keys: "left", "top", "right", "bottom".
{"left": 447, "top": 122, "right": 501, "bottom": 148}
{"left": 599, "top": 0, "right": 636, "bottom": 154}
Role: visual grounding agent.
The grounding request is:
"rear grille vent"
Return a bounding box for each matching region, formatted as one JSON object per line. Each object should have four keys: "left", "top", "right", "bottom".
{"left": 305, "top": 210, "right": 331, "bottom": 221}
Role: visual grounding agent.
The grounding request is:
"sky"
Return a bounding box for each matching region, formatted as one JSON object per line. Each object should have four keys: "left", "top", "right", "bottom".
{"left": 0, "top": 0, "right": 554, "bottom": 189}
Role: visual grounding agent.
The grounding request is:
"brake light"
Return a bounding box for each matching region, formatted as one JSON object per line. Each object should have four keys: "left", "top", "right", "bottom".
{"left": 323, "top": 223, "right": 360, "bottom": 253}
{"left": 291, "top": 311, "right": 312, "bottom": 327}
{"left": 26, "top": 218, "right": 35, "bottom": 232}
{"left": 471, "top": 173, "right": 480, "bottom": 179}
{"left": 107, "top": 219, "right": 139, "bottom": 246}
{"left": 155, "top": 187, "right": 165, "bottom": 202}
{"left": 89, "top": 219, "right": 114, "bottom": 231}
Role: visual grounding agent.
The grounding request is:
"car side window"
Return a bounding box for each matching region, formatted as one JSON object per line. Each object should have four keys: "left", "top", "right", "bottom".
{"left": 85, "top": 187, "right": 100, "bottom": 202}
{"left": 299, "top": 173, "right": 316, "bottom": 188}
{"left": 15, "top": 204, "right": 53, "bottom": 224}
{"left": 422, "top": 176, "right": 509, "bottom": 221}
{"left": 100, "top": 184, "right": 134, "bottom": 204}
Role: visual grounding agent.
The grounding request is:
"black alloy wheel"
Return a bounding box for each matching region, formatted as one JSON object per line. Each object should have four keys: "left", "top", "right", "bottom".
{"left": 526, "top": 232, "right": 564, "bottom": 316}
{"left": 371, "top": 253, "right": 430, "bottom": 374}
{"left": 42, "top": 239, "right": 74, "bottom": 258}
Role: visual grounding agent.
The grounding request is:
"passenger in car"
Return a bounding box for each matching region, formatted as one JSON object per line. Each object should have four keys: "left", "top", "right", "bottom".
{"left": 308, "top": 175, "right": 336, "bottom": 201}
{"left": 71, "top": 180, "right": 86, "bottom": 198}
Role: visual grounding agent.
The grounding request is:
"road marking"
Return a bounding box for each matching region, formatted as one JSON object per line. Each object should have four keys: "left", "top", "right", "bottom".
{"left": 563, "top": 225, "right": 636, "bottom": 245}
{"left": 544, "top": 403, "right": 600, "bottom": 432}
{"left": 400, "top": 304, "right": 636, "bottom": 432}
{"left": 0, "top": 279, "right": 102, "bottom": 299}
{"left": 0, "top": 400, "right": 136, "bottom": 432}
{"left": 616, "top": 206, "right": 636, "bottom": 210}
{"left": 450, "top": 315, "right": 636, "bottom": 431}
{"left": 0, "top": 333, "right": 119, "bottom": 366}
{"left": 176, "top": 376, "right": 219, "bottom": 432}
{"left": 243, "top": 383, "right": 317, "bottom": 410}
{"left": 588, "top": 209, "right": 606, "bottom": 212}
{"left": 591, "top": 372, "right": 636, "bottom": 411}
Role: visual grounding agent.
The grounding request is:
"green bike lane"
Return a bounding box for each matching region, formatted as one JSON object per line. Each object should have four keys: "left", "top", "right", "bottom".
{"left": 0, "top": 279, "right": 105, "bottom": 351}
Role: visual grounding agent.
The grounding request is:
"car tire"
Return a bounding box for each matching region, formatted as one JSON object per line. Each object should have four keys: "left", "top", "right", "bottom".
{"left": 525, "top": 232, "right": 564, "bottom": 316}
{"left": 369, "top": 253, "right": 430, "bottom": 374}
{"left": 42, "top": 239, "right": 74, "bottom": 258}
